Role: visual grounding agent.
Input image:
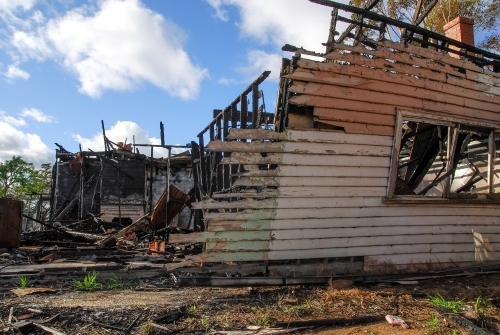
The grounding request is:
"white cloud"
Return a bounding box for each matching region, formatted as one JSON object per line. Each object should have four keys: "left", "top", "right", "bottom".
{"left": 0, "top": 121, "right": 52, "bottom": 167}
{"left": 205, "top": 0, "right": 228, "bottom": 21}
{"left": 4, "top": 64, "right": 30, "bottom": 80}
{"left": 20, "top": 108, "right": 55, "bottom": 123}
{"left": 207, "top": 0, "right": 347, "bottom": 52}
{"left": 73, "top": 121, "right": 184, "bottom": 158}
{"left": 217, "top": 76, "right": 238, "bottom": 85}
{"left": 237, "top": 50, "right": 281, "bottom": 81}
{"left": 10, "top": 0, "right": 208, "bottom": 99}
{"left": 0, "top": 110, "right": 26, "bottom": 127}
{"left": 0, "top": 0, "right": 37, "bottom": 12}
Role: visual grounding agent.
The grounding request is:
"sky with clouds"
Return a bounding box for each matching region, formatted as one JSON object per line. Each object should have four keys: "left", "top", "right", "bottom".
{"left": 0, "top": 0, "right": 494, "bottom": 167}
{"left": 0, "top": 0, "right": 344, "bottom": 167}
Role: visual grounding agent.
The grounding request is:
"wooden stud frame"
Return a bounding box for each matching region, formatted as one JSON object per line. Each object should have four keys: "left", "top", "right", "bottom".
{"left": 388, "top": 109, "right": 497, "bottom": 199}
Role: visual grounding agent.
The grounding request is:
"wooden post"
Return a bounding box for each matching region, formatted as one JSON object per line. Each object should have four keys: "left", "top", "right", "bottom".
{"left": 444, "top": 126, "right": 459, "bottom": 197}
{"left": 387, "top": 110, "right": 403, "bottom": 198}
{"left": 488, "top": 130, "right": 495, "bottom": 194}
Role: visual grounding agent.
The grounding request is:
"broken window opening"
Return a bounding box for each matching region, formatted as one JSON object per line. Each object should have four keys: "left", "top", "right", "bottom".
{"left": 389, "top": 110, "right": 498, "bottom": 200}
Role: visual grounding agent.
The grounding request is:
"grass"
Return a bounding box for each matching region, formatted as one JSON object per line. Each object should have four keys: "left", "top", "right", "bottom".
{"left": 473, "top": 296, "right": 493, "bottom": 316}
{"left": 18, "top": 276, "right": 29, "bottom": 288}
{"left": 425, "top": 312, "right": 440, "bottom": 331}
{"left": 105, "top": 276, "right": 134, "bottom": 290}
{"left": 429, "top": 293, "right": 464, "bottom": 312}
{"left": 253, "top": 309, "right": 270, "bottom": 327}
{"left": 74, "top": 271, "right": 102, "bottom": 291}
{"left": 188, "top": 303, "right": 198, "bottom": 315}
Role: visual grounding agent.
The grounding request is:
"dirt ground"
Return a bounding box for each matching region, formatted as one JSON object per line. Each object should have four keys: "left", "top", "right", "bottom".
{"left": 1, "top": 272, "right": 500, "bottom": 335}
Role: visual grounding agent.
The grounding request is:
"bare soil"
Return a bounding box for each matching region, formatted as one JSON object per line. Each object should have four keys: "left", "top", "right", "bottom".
{"left": 1, "top": 273, "right": 499, "bottom": 334}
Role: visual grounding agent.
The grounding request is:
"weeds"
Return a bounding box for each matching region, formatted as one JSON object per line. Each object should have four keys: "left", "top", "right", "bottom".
{"left": 254, "top": 310, "right": 270, "bottom": 327}
{"left": 188, "top": 303, "right": 198, "bottom": 315}
{"left": 473, "top": 296, "right": 493, "bottom": 316}
{"left": 451, "top": 330, "right": 459, "bottom": 335}
{"left": 106, "top": 276, "right": 134, "bottom": 290}
{"left": 74, "top": 271, "right": 102, "bottom": 291}
{"left": 18, "top": 276, "right": 29, "bottom": 288}
{"left": 425, "top": 312, "right": 439, "bottom": 331}
{"left": 429, "top": 293, "right": 463, "bottom": 312}
{"left": 200, "top": 316, "right": 210, "bottom": 333}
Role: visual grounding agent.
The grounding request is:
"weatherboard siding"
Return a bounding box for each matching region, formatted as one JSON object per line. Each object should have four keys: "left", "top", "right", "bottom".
{"left": 187, "top": 129, "right": 500, "bottom": 271}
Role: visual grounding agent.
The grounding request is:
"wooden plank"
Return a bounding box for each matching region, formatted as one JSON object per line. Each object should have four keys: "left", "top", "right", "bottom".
{"left": 206, "top": 234, "right": 500, "bottom": 251}
{"left": 364, "top": 252, "right": 474, "bottom": 266}
{"left": 387, "top": 109, "right": 402, "bottom": 198}
{"left": 376, "top": 40, "right": 500, "bottom": 81}
{"left": 278, "top": 165, "right": 390, "bottom": 177}
{"left": 207, "top": 216, "right": 500, "bottom": 231}
{"left": 232, "top": 169, "right": 279, "bottom": 177}
{"left": 317, "top": 119, "right": 394, "bottom": 136}
{"left": 288, "top": 82, "right": 500, "bottom": 124}
{"left": 204, "top": 206, "right": 500, "bottom": 221}
{"left": 210, "top": 188, "right": 386, "bottom": 199}
{"left": 267, "top": 244, "right": 476, "bottom": 260}
{"left": 188, "top": 248, "right": 476, "bottom": 262}
{"left": 330, "top": 41, "right": 500, "bottom": 86}
{"left": 289, "top": 76, "right": 500, "bottom": 116}
{"left": 296, "top": 59, "right": 500, "bottom": 101}
{"left": 232, "top": 176, "right": 388, "bottom": 187}
{"left": 169, "top": 230, "right": 271, "bottom": 244}
{"left": 209, "top": 140, "right": 391, "bottom": 156}
{"left": 313, "top": 107, "right": 396, "bottom": 127}
{"left": 285, "top": 129, "right": 393, "bottom": 146}
{"left": 207, "top": 140, "right": 283, "bottom": 153}
{"left": 220, "top": 153, "right": 391, "bottom": 167}
{"left": 193, "top": 196, "right": 367, "bottom": 210}
{"left": 227, "top": 129, "right": 284, "bottom": 140}
{"left": 488, "top": 131, "right": 495, "bottom": 194}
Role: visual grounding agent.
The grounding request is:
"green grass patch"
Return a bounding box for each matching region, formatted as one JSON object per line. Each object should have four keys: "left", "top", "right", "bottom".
{"left": 425, "top": 312, "right": 439, "bottom": 330}
{"left": 18, "top": 276, "right": 29, "bottom": 288}
{"left": 429, "top": 293, "right": 463, "bottom": 312}
{"left": 105, "top": 276, "right": 134, "bottom": 290}
{"left": 74, "top": 271, "right": 102, "bottom": 291}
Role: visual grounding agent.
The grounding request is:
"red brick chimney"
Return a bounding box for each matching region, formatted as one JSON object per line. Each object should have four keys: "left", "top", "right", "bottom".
{"left": 443, "top": 16, "right": 474, "bottom": 58}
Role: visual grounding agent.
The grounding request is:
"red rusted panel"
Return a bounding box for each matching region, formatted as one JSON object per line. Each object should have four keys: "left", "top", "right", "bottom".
{"left": 0, "top": 198, "right": 23, "bottom": 248}
{"left": 149, "top": 185, "right": 191, "bottom": 230}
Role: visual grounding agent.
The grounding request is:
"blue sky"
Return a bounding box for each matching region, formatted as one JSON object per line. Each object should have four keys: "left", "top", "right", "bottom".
{"left": 0, "top": 0, "right": 494, "bottom": 167}
{"left": 0, "top": 0, "right": 337, "bottom": 166}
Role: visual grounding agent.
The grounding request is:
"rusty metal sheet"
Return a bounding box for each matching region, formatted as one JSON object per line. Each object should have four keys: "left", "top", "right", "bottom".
{"left": 149, "top": 184, "right": 191, "bottom": 230}
{"left": 0, "top": 198, "right": 23, "bottom": 248}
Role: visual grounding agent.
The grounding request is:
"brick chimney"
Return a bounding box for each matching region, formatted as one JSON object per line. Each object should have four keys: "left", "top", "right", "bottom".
{"left": 443, "top": 17, "right": 474, "bottom": 58}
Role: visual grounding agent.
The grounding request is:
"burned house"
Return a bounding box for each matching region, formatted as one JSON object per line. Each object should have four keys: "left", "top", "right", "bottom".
{"left": 50, "top": 125, "right": 195, "bottom": 231}
{"left": 174, "top": 0, "right": 500, "bottom": 275}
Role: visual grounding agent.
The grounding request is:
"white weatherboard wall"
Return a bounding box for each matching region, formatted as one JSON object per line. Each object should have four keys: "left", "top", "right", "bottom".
{"left": 186, "top": 129, "right": 500, "bottom": 272}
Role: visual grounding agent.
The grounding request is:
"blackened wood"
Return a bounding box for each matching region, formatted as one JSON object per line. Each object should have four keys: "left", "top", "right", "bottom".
{"left": 275, "top": 315, "right": 385, "bottom": 328}
{"left": 198, "top": 134, "right": 207, "bottom": 196}
{"left": 160, "top": 122, "right": 165, "bottom": 146}
{"left": 252, "top": 84, "right": 259, "bottom": 128}
{"left": 190, "top": 141, "right": 202, "bottom": 202}
{"left": 326, "top": 8, "right": 338, "bottom": 53}
{"left": 240, "top": 94, "right": 248, "bottom": 130}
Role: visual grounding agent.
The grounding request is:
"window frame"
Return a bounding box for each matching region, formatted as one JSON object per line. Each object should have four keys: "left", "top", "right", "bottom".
{"left": 385, "top": 109, "right": 498, "bottom": 204}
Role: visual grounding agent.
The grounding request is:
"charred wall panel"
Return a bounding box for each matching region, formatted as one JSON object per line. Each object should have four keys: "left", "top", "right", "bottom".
{"left": 0, "top": 198, "right": 23, "bottom": 248}
{"left": 100, "top": 160, "right": 145, "bottom": 205}
{"left": 53, "top": 162, "right": 80, "bottom": 219}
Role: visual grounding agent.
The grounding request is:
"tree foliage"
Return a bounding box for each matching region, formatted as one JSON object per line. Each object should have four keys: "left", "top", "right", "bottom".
{"left": 349, "top": 0, "right": 500, "bottom": 51}
{"left": 0, "top": 156, "right": 52, "bottom": 200}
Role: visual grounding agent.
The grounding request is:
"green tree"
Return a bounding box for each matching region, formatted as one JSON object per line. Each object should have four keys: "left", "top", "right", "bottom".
{"left": 0, "top": 156, "right": 52, "bottom": 200}
{"left": 349, "top": 0, "right": 500, "bottom": 51}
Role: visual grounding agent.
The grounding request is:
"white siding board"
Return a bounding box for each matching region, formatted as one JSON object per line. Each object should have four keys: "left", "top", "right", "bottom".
{"left": 285, "top": 129, "right": 393, "bottom": 147}
{"left": 277, "top": 166, "right": 390, "bottom": 178}
{"left": 269, "top": 225, "right": 500, "bottom": 240}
